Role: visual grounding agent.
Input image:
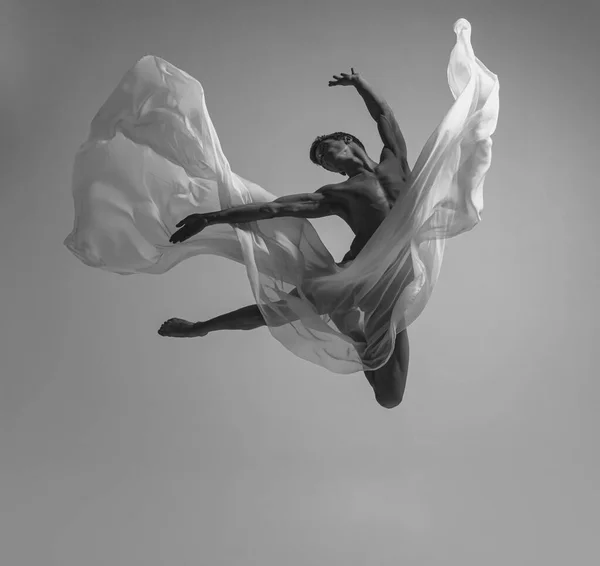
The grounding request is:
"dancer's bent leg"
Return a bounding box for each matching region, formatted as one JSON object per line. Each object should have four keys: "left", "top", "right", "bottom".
{"left": 364, "top": 328, "right": 409, "bottom": 409}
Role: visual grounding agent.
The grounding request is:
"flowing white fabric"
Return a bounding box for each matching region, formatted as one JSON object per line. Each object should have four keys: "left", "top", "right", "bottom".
{"left": 64, "top": 18, "right": 499, "bottom": 374}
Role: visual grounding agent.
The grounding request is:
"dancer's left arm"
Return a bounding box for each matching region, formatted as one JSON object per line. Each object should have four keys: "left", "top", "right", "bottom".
{"left": 170, "top": 186, "right": 340, "bottom": 244}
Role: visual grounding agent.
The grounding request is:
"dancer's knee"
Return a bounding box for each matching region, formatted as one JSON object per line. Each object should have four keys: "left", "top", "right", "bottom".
{"left": 368, "top": 362, "right": 408, "bottom": 410}
{"left": 375, "top": 388, "right": 404, "bottom": 409}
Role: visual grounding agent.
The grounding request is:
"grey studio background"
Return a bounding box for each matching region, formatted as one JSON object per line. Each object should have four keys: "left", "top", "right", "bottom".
{"left": 0, "top": 1, "right": 598, "bottom": 565}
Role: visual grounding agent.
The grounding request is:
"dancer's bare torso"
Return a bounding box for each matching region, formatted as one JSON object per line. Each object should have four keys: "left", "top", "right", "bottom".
{"left": 323, "top": 149, "right": 410, "bottom": 264}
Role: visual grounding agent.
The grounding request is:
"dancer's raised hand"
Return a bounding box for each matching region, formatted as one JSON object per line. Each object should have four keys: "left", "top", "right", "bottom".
{"left": 328, "top": 68, "right": 361, "bottom": 87}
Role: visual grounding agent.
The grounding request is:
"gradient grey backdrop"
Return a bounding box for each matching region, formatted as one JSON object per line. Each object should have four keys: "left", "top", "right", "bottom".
{"left": 1, "top": 0, "right": 598, "bottom": 564}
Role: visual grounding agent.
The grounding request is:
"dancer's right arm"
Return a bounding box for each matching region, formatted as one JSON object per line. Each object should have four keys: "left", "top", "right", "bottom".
{"left": 169, "top": 186, "right": 339, "bottom": 243}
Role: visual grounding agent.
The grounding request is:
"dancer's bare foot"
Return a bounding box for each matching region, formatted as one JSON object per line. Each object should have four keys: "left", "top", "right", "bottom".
{"left": 158, "top": 318, "right": 207, "bottom": 338}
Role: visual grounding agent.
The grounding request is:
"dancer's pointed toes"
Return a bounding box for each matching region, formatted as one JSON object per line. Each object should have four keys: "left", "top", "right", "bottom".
{"left": 158, "top": 318, "right": 195, "bottom": 337}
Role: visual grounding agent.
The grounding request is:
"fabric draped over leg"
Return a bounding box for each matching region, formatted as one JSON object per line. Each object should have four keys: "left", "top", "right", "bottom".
{"left": 64, "top": 18, "right": 499, "bottom": 374}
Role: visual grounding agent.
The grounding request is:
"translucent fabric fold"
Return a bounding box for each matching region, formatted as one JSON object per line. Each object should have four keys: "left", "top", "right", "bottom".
{"left": 64, "top": 18, "right": 499, "bottom": 374}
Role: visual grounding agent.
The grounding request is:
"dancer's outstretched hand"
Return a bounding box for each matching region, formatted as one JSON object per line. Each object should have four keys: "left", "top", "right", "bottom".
{"left": 170, "top": 214, "right": 210, "bottom": 244}
{"left": 328, "top": 68, "right": 361, "bottom": 87}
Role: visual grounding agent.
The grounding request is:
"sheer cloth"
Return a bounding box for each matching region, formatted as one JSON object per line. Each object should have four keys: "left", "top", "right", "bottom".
{"left": 64, "top": 19, "right": 499, "bottom": 374}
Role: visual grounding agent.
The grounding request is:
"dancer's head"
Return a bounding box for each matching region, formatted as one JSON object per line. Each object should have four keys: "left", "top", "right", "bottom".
{"left": 309, "top": 132, "right": 370, "bottom": 176}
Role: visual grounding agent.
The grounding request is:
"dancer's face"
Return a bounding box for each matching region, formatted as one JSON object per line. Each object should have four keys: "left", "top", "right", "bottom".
{"left": 316, "top": 138, "right": 352, "bottom": 175}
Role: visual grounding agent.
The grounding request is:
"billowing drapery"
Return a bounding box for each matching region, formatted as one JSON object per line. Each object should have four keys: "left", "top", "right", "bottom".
{"left": 65, "top": 19, "right": 499, "bottom": 373}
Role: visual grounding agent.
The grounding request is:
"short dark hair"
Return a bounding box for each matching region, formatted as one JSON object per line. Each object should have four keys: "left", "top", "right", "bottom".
{"left": 309, "top": 131, "right": 366, "bottom": 166}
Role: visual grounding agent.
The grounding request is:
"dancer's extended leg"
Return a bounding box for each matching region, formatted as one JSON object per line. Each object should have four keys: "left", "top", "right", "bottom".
{"left": 158, "top": 289, "right": 304, "bottom": 338}
{"left": 158, "top": 304, "right": 268, "bottom": 337}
